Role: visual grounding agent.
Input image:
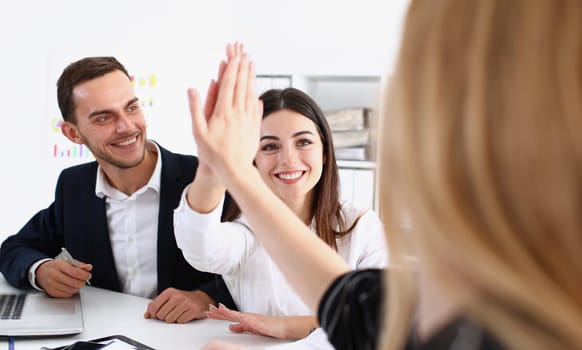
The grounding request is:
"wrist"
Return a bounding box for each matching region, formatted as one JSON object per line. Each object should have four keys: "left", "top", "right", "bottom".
{"left": 285, "top": 316, "right": 319, "bottom": 340}
{"left": 190, "top": 290, "right": 216, "bottom": 308}
{"left": 28, "top": 258, "right": 52, "bottom": 291}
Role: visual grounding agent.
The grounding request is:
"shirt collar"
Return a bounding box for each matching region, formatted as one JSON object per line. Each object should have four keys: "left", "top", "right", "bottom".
{"left": 95, "top": 140, "right": 162, "bottom": 199}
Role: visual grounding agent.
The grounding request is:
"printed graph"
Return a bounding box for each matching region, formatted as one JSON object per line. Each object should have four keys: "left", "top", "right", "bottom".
{"left": 49, "top": 118, "right": 94, "bottom": 159}
{"left": 52, "top": 144, "right": 92, "bottom": 159}
{"left": 131, "top": 73, "right": 157, "bottom": 109}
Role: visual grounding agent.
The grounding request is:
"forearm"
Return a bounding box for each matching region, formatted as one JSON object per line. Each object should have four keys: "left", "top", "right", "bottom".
{"left": 223, "top": 166, "right": 349, "bottom": 312}
{"left": 187, "top": 164, "right": 225, "bottom": 213}
{"left": 283, "top": 316, "right": 319, "bottom": 340}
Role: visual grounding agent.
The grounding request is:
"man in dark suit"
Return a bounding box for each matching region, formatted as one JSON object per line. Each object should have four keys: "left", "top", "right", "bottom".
{"left": 0, "top": 56, "right": 235, "bottom": 323}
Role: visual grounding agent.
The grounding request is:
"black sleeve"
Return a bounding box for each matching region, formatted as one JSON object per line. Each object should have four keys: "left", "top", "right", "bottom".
{"left": 196, "top": 276, "right": 238, "bottom": 311}
{"left": 0, "top": 174, "right": 67, "bottom": 288}
{"left": 317, "top": 269, "right": 384, "bottom": 350}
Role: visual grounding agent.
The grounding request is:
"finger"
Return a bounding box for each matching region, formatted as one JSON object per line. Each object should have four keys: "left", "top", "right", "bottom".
{"left": 218, "top": 304, "right": 242, "bottom": 319}
{"left": 145, "top": 293, "right": 170, "bottom": 318}
{"left": 49, "top": 279, "right": 81, "bottom": 297}
{"left": 217, "top": 60, "right": 227, "bottom": 83}
{"left": 226, "top": 42, "right": 235, "bottom": 60}
{"left": 229, "top": 322, "right": 259, "bottom": 335}
{"left": 188, "top": 88, "right": 207, "bottom": 140}
{"left": 204, "top": 60, "right": 228, "bottom": 119}
{"left": 70, "top": 265, "right": 92, "bottom": 281}
{"left": 245, "top": 60, "right": 258, "bottom": 114}
{"left": 58, "top": 266, "right": 90, "bottom": 289}
{"left": 218, "top": 60, "right": 227, "bottom": 80}
{"left": 207, "top": 305, "right": 234, "bottom": 321}
{"left": 203, "top": 79, "right": 218, "bottom": 119}
{"left": 228, "top": 323, "right": 246, "bottom": 333}
{"left": 226, "top": 42, "right": 242, "bottom": 61}
{"left": 209, "top": 304, "right": 221, "bottom": 314}
{"left": 155, "top": 299, "right": 178, "bottom": 320}
{"left": 217, "top": 304, "right": 246, "bottom": 322}
{"left": 164, "top": 305, "right": 187, "bottom": 323}
{"left": 235, "top": 42, "right": 244, "bottom": 59}
{"left": 214, "top": 52, "right": 241, "bottom": 113}
{"left": 234, "top": 53, "right": 251, "bottom": 109}
{"left": 206, "top": 312, "right": 231, "bottom": 321}
{"left": 176, "top": 309, "right": 198, "bottom": 323}
{"left": 72, "top": 259, "right": 93, "bottom": 270}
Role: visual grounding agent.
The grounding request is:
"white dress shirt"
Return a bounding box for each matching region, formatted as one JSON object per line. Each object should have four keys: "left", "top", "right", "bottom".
{"left": 174, "top": 189, "right": 388, "bottom": 349}
{"left": 95, "top": 141, "right": 162, "bottom": 299}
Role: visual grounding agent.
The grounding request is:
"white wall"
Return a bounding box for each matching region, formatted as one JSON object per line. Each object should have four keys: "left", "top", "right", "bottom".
{"left": 0, "top": 0, "right": 409, "bottom": 240}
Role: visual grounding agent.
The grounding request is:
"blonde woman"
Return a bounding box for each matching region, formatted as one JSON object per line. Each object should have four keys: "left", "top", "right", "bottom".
{"left": 194, "top": 0, "right": 582, "bottom": 347}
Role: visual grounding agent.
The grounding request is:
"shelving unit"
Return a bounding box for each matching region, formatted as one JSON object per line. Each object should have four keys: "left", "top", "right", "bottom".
{"left": 297, "top": 75, "right": 381, "bottom": 211}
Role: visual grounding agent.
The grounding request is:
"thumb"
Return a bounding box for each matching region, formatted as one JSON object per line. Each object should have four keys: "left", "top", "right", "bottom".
{"left": 188, "top": 88, "right": 207, "bottom": 140}
{"left": 228, "top": 323, "right": 246, "bottom": 333}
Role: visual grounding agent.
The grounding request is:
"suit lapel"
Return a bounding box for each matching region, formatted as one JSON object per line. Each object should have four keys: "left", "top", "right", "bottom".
{"left": 156, "top": 144, "right": 189, "bottom": 293}
{"left": 88, "top": 192, "right": 122, "bottom": 291}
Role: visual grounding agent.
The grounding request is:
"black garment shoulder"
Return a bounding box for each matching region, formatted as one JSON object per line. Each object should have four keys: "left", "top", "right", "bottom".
{"left": 317, "top": 269, "right": 383, "bottom": 350}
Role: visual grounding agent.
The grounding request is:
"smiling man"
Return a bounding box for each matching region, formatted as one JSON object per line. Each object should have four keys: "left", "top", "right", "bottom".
{"left": 0, "top": 57, "right": 235, "bottom": 323}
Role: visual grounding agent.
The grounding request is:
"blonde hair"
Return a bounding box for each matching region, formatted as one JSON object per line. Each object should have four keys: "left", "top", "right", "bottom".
{"left": 379, "top": 0, "right": 582, "bottom": 349}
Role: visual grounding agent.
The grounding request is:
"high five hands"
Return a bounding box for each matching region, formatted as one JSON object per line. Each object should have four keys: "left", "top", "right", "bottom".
{"left": 187, "top": 42, "right": 262, "bottom": 185}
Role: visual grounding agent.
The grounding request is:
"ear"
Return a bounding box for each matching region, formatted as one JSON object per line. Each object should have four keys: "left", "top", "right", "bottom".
{"left": 61, "top": 121, "right": 83, "bottom": 144}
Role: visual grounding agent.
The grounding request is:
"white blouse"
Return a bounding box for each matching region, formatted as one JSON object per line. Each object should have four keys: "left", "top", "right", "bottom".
{"left": 174, "top": 190, "right": 388, "bottom": 317}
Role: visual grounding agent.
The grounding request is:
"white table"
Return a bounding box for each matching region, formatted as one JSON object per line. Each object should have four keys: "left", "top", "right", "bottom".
{"left": 1, "top": 281, "right": 291, "bottom": 350}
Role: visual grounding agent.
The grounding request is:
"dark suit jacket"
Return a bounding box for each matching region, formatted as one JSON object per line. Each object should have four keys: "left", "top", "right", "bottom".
{"left": 0, "top": 142, "right": 235, "bottom": 308}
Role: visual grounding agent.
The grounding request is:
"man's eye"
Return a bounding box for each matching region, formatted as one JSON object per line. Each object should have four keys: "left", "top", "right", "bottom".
{"left": 95, "top": 115, "right": 111, "bottom": 123}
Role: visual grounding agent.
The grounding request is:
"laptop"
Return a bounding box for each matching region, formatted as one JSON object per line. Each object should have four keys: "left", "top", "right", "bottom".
{"left": 0, "top": 280, "right": 83, "bottom": 336}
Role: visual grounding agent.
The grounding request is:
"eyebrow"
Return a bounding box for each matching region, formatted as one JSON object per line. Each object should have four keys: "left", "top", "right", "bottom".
{"left": 260, "top": 130, "right": 314, "bottom": 141}
{"left": 87, "top": 97, "right": 139, "bottom": 119}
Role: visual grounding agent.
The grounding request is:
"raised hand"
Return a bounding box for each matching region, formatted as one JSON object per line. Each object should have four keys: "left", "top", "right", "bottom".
{"left": 188, "top": 42, "right": 262, "bottom": 185}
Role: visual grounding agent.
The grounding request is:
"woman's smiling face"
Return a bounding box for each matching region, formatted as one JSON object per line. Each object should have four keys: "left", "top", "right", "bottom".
{"left": 254, "top": 109, "right": 324, "bottom": 208}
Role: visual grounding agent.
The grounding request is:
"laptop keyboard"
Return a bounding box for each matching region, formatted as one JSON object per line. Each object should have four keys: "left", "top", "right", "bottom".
{"left": 0, "top": 294, "right": 26, "bottom": 320}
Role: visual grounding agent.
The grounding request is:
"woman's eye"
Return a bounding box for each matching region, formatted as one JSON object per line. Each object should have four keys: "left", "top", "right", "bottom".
{"left": 297, "top": 139, "right": 313, "bottom": 147}
{"left": 261, "top": 144, "right": 278, "bottom": 151}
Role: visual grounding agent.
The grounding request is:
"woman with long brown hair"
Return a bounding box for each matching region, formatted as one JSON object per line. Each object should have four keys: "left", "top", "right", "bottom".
{"left": 175, "top": 65, "right": 386, "bottom": 347}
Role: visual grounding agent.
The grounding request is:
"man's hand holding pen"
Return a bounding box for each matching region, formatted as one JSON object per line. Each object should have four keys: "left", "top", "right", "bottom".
{"left": 35, "top": 248, "right": 93, "bottom": 298}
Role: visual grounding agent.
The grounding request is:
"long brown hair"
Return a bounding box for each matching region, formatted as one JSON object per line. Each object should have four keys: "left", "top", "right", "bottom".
{"left": 224, "top": 88, "right": 361, "bottom": 250}
{"left": 381, "top": 0, "right": 582, "bottom": 349}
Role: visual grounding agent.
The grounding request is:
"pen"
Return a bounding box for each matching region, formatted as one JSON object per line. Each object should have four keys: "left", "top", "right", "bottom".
{"left": 8, "top": 337, "right": 14, "bottom": 350}
{"left": 57, "top": 247, "right": 91, "bottom": 286}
